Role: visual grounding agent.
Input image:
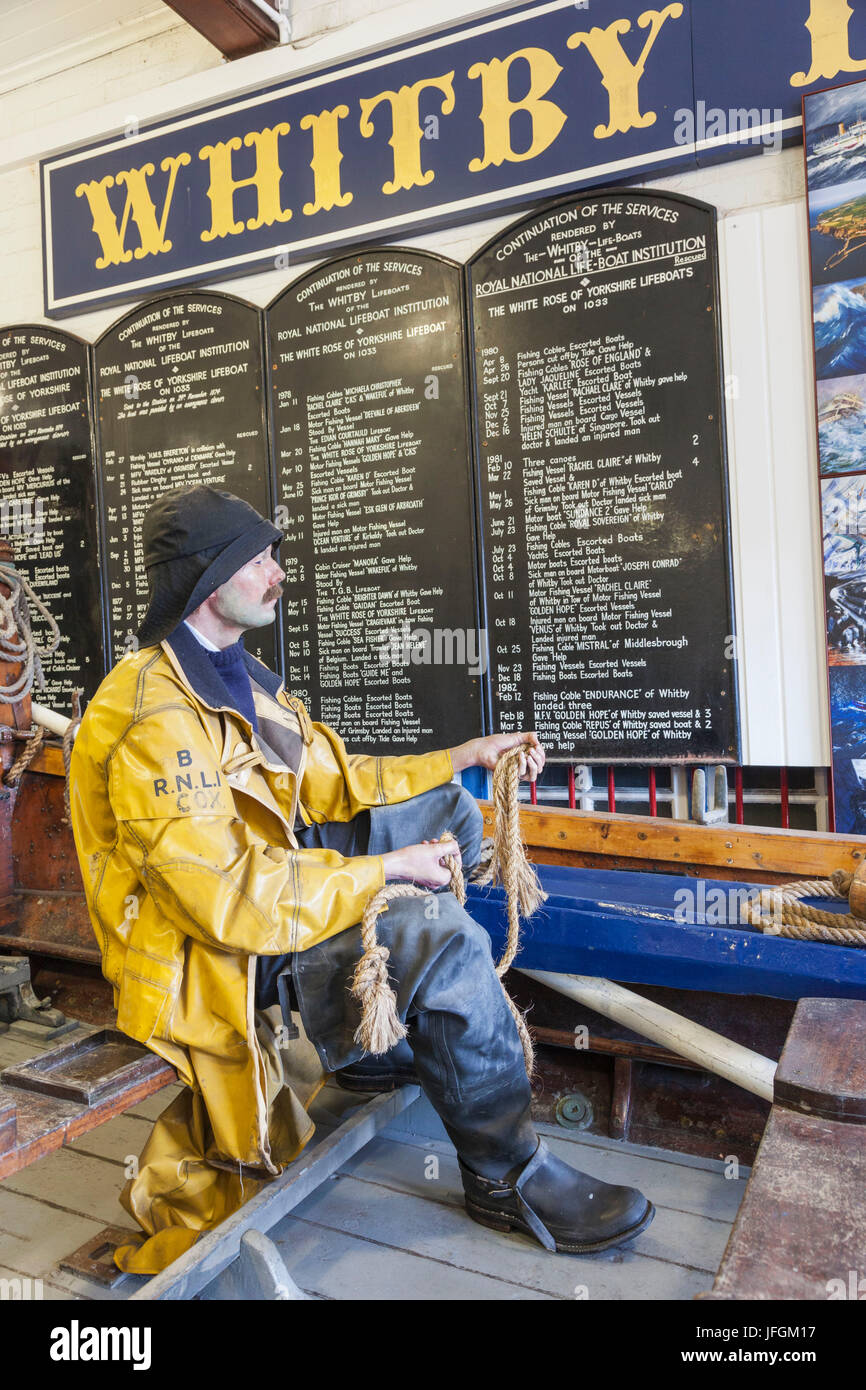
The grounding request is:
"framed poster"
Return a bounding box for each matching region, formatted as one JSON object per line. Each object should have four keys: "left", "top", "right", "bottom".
{"left": 0, "top": 326, "right": 104, "bottom": 705}
{"left": 805, "top": 76, "right": 866, "bottom": 831}
{"left": 92, "top": 292, "right": 276, "bottom": 670}
{"left": 467, "top": 191, "right": 739, "bottom": 762}
{"left": 266, "top": 249, "right": 483, "bottom": 753}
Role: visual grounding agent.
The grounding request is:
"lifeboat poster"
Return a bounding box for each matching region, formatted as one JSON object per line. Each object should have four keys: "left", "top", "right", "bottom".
{"left": 806, "top": 76, "right": 866, "bottom": 831}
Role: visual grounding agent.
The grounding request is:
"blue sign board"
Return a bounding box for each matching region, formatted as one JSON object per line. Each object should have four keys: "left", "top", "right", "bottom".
{"left": 41, "top": 0, "right": 866, "bottom": 316}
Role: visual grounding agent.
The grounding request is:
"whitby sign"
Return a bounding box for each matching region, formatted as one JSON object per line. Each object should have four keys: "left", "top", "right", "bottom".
{"left": 41, "top": 0, "right": 866, "bottom": 316}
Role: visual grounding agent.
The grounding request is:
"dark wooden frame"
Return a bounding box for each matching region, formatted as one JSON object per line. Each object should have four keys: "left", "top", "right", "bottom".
{"left": 161, "top": 0, "right": 282, "bottom": 59}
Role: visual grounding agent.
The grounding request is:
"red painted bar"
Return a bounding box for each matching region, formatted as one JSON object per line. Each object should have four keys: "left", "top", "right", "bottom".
{"left": 567, "top": 764, "right": 576, "bottom": 810}
{"left": 607, "top": 766, "right": 616, "bottom": 814}
{"left": 780, "top": 767, "right": 790, "bottom": 830}
{"left": 735, "top": 767, "right": 744, "bottom": 825}
{"left": 648, "top": 766, "right": 657, "bottom": 817}
{"left": 529, "top": 779, "right": 537, "bottom": 806}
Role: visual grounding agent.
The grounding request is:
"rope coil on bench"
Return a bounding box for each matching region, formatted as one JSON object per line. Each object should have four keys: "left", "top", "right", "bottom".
{"left": 351, "top": 746, "right": 547, "bottom": 1074}
{"left": 741, "top": 870, "right": 866, "bottom": 946}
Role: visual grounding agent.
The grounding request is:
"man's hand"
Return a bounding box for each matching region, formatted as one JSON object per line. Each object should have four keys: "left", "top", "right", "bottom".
{"left": 450, "top": 731, "right": 546, "bottom": 781}
{"left": 381, "top": 841, "right": 462, "bottom": 889}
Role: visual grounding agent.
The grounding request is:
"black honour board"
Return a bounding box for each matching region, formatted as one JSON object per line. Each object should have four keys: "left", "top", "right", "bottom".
{"left": 94, "top": 293, "right": 275, "bottom": 666}
{"left": 0, "top": 326, "right": 103, "bottom": 705}
{"left": 468, "top": 193, "right": 739, "bottom": 762}
{"left": 267, "top": 250, "right": 482, "bottom": 753}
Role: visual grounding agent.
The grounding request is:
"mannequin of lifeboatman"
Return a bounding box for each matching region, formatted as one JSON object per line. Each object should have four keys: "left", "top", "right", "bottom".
{"left": 69, "top": 486, "right": 654, "bottom": 1270}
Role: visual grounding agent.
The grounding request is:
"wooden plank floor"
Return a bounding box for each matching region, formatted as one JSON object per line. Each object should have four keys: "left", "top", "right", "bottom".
{"left": 0, "top": 1021, "right": 745, "bottom": 1301}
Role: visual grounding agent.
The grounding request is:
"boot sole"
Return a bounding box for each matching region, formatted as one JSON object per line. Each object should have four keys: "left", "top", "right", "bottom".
{"left": 465, "top": 1197, "right": 656, "bottom": 1254}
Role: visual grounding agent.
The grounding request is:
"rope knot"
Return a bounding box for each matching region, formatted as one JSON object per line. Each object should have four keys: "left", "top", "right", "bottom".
{"left": 351, "top": 928, "right": 408, "bottom": 1055}
{"left": 831, "top": 868, "right": 854, "bottom": 897}
{"left": 3, "top": 726, "right": 44, "bottom": 788}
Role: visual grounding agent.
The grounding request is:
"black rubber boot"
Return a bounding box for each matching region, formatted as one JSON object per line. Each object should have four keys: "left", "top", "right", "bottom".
{"left": 334, "top": 1037, "right": 418, "bottom": 1093}
{"left": 459, "top": 1138, "right": 655, "bottom": 1254}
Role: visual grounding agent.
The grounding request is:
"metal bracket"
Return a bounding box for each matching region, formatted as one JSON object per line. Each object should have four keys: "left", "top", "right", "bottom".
{"left": 691, "top": 765, "right": 729, "bottom": 825}
{"left": 0, "top": 956, "right": 71, "bottom": 1035}
{"left": 277, "top": 967, "right": 299, "bottom": 1041}
{"left": 248, "top": 0, "right": 291, "bottom": 42}
{"left": 236, "top": 1230, "right": 309, "bottom": 1300}
{"left": 0, "top": 956, "right": 29, "bottom": 1005}
{"left": 59, "top": 1226, "right": 135, "bottom": 1288}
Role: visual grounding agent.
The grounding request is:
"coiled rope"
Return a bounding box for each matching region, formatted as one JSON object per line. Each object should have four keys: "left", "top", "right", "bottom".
{"left": 740, "top": 869, "right": 866, "bottom": 946}
{"left": 352, "top": 746, "right": 547, "bottom": 1075}
{"left": 0, "top": 561, "right": 60, "bottom": 703}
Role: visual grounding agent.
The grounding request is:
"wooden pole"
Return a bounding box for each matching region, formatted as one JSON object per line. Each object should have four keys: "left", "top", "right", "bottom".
{"left": 518, "top": 969, "right": 777, "bottom": 1102}
{"left": 30, "top": 702, "right": 70, "bottom": 736}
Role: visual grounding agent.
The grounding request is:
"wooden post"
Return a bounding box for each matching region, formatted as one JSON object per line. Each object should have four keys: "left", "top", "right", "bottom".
{"left": 705, "top": 998, "right": 866, "bottom": 1299}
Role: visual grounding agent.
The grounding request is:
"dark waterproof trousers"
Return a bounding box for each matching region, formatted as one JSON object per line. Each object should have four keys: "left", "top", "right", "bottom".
{"left": 256, "top": 783, "right": 537, "bottom": 1177}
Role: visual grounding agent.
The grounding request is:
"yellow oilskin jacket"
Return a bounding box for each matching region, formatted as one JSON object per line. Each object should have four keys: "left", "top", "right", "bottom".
{"left": 69, "top": 624, "right": 453, "bottom": 1275}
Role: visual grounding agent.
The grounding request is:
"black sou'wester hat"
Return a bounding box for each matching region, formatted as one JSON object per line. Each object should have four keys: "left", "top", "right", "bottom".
{"left": 136, "top": 485, "right": 282, "bottom": 648}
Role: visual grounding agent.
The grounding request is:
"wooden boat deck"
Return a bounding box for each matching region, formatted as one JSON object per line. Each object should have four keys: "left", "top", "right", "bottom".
{"left": 0, "top": 1020, "right": 746, "bottom": 1300}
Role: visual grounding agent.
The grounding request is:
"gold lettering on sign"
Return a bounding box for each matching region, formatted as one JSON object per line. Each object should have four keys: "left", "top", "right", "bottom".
{"left": 791, "top": 0, "right": 866, "bottom": 86}
{"left": 199, "top": 124, "right": 291, "bottom": 242}
{"left": 567, "top": 5, "right": 684, "bottom": 139}
{"left": 75, "top": 154, "right": 191, "bottom": 268}
{"left": 467, "top": 46, "right": 565, "bottom": 172}
{"left": 359, "top": 73, "right": 455, "bottom": 194}
{"left": 300, "top": 106, "right": 353, "bottom": 215}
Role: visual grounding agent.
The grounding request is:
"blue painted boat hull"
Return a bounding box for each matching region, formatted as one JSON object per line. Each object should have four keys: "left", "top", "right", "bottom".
{"left": 466, "top": 865, "right": 866, "bottom": 1001}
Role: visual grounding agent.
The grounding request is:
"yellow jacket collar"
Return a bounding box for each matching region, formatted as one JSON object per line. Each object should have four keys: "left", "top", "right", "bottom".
{"left": 161, "top": 622, "right": 281, "bottom": 716}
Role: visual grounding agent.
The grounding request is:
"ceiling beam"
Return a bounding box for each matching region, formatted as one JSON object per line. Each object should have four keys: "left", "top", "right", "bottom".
{"left": 162, "top": 0, "right": 283, "bottom": 60}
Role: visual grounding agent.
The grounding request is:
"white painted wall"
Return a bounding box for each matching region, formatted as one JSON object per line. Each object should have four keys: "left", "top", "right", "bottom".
{"left": 0, "top": 0, "right": 829, "bottom": 765}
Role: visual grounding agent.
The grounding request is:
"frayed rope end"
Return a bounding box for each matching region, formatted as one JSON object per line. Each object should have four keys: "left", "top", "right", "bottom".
{"left": 351, "top": 942, "right": 408, "bottom": 1055}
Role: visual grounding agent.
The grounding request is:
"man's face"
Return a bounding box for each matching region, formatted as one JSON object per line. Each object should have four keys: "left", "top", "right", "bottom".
{"left": 209, "top": 545, "right": 285, "bottom": 631}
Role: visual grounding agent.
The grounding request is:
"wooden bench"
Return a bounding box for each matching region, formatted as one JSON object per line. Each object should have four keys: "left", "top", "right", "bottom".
{"left": 703, "top": 997, "right": 866, "bottom": 1300}
{"left": 0, "top": 1026, "right": 175, "bottom": 1181}
{"left": 484, "top": 801, "right": 866, "bottom": 884}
